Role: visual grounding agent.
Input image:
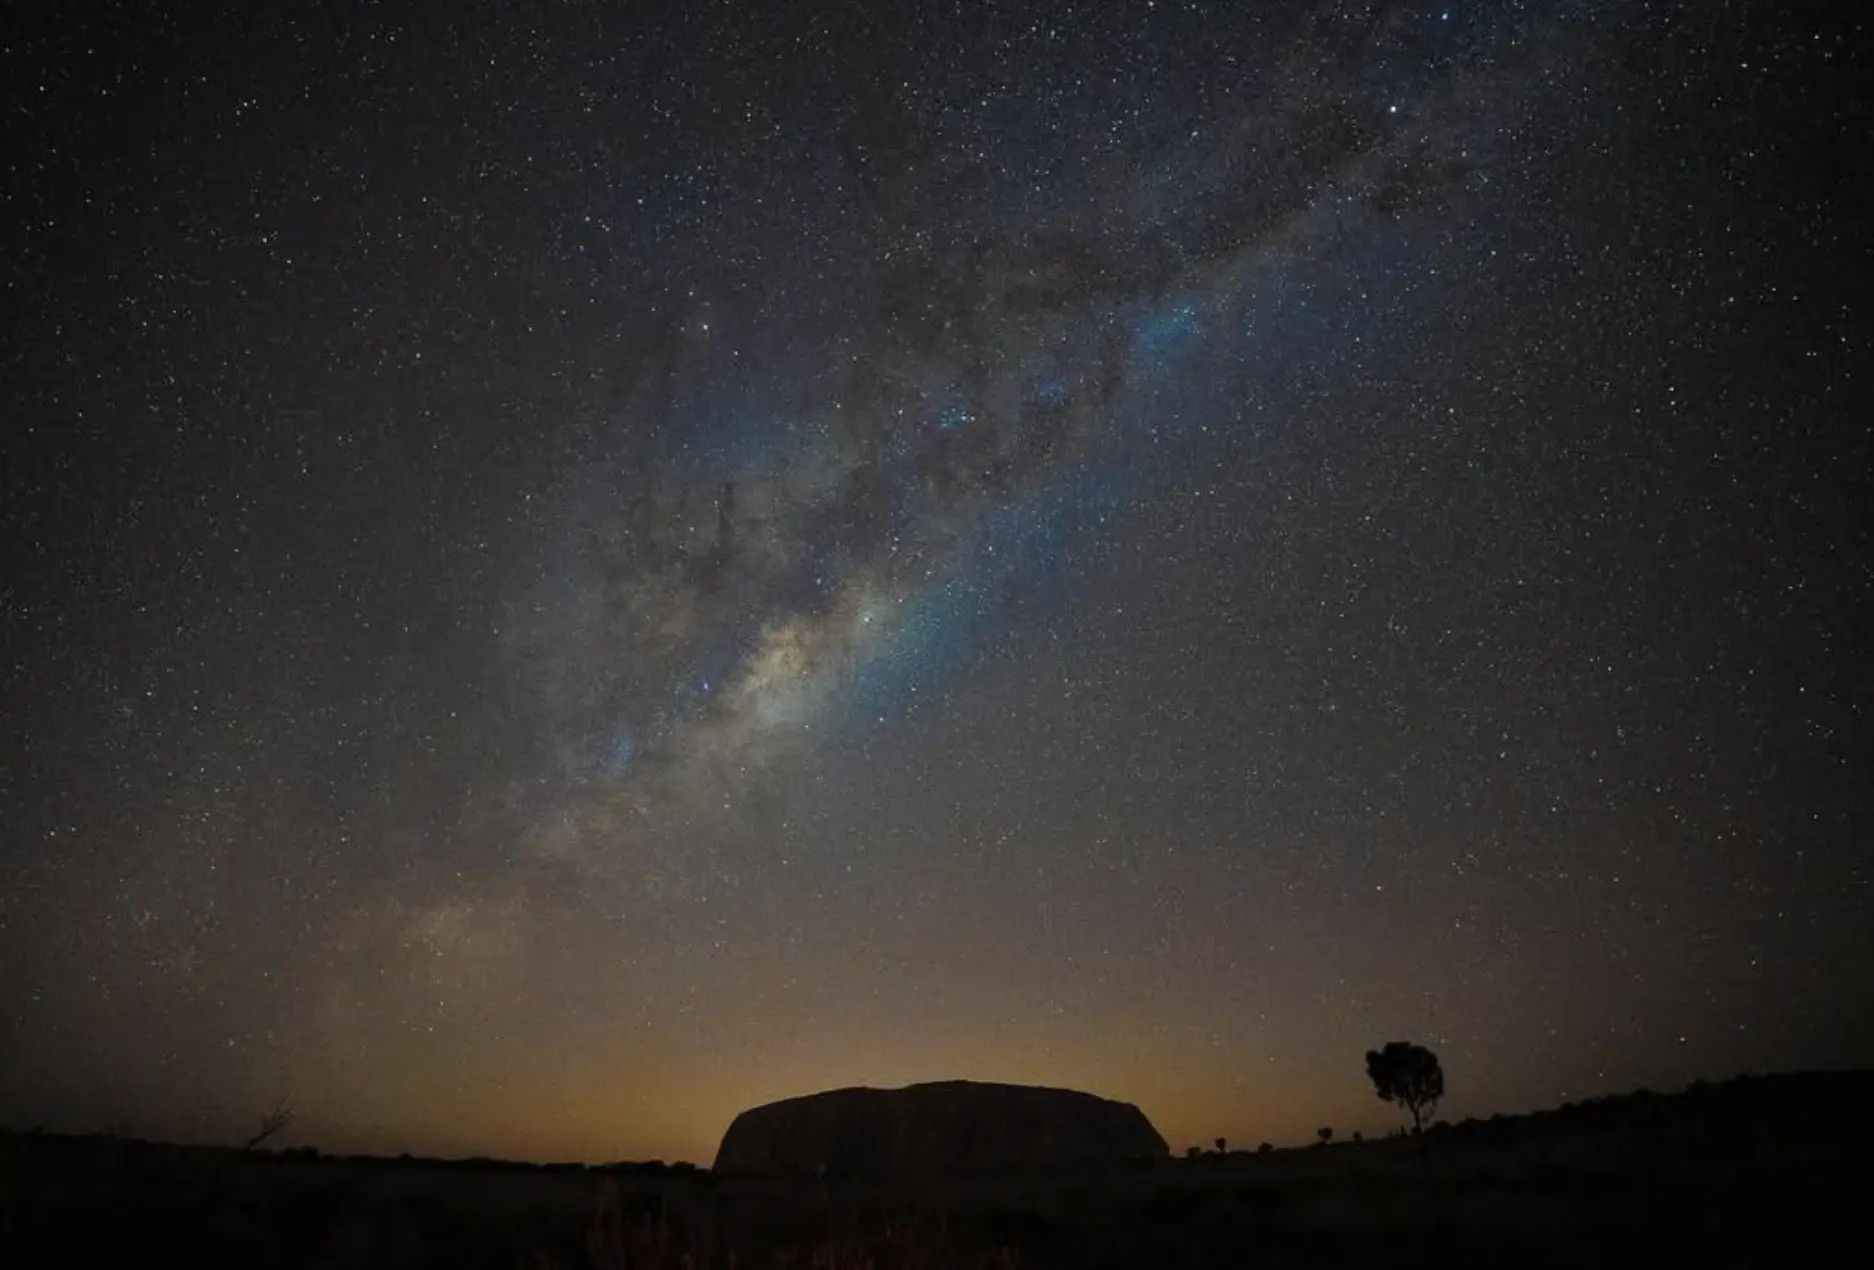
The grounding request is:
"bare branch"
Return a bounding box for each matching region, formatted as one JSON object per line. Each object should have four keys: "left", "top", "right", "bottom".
{"left": 243, "top": 1097, "right": 294, "bottom": 1152}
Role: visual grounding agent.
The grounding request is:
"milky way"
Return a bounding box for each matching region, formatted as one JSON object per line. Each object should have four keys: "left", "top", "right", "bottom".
{"left": 505, "top": 1, "right": 1553, "bottom": 896}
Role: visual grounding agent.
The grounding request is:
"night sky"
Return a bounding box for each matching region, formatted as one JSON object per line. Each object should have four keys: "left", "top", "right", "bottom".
{"left": 3, "top": 1, "right": 1870, "bottom": 1165}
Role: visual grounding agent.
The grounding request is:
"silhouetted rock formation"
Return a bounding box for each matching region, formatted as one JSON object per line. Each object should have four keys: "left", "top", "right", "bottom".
{"left": 714, "top": 1080, "right": 1169, "bottom": 1179}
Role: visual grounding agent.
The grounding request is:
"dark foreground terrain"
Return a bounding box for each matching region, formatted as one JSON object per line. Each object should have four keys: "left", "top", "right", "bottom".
{"left": 4, "top": 1071, "right": 1870, "bottom": 1268}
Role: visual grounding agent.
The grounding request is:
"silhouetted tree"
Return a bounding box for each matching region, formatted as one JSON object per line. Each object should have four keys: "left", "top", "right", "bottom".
{"left": 1186, "top": 1145, "right": 1202, "bottom": 1159}
{"left": 1317, "top": 1127, "right": 1333, "bottom": 1144}
{"left": 1258, "top": 1141, "right": 1273, "bottom": 1154}
{"left": 1364, "top": 1041, "right": 1444, "bottom": 1135}
{"left": 1351, "top": 1130, "right": 1363, "bottom": 1143}
{"left": 1214, "top": 1136, "right": 1226, "bottom": 1154}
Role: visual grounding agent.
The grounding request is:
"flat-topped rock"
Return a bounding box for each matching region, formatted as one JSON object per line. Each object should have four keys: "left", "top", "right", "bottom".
{"left": 714, "top": 1080, "right": 1168, "bottom": 1179}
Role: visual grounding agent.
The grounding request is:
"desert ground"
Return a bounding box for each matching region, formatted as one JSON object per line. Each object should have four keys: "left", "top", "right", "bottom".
{"left": 4, "top": 1071, "right": 1868, "bottom": 1268}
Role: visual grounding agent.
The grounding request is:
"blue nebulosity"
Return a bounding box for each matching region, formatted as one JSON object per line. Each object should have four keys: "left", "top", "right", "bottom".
{"left": 604, "top": 728, "right": 637, "bottom": 777}
{"left": 669, "top": 409, "right": 811, "bottom": 486}
{"left": 843, "top": 462, "right": 1131, "bottom": 727}
{"left": 1025, "top": 364, "right": 1072, "bottom": 411}
{"left": 935, "top": 399, "right": 976, "bottom": 432}
{"left": 1130, "top": 298, "right": 1205, "bottom": 366}
{"left": 840, "top": 575, "right": 989, "bottom": 725}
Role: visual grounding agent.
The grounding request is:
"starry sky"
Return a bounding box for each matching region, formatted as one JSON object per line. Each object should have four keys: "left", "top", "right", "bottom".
{"left": 2, "top": 0, "right": 1869, "bottom": 1164}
